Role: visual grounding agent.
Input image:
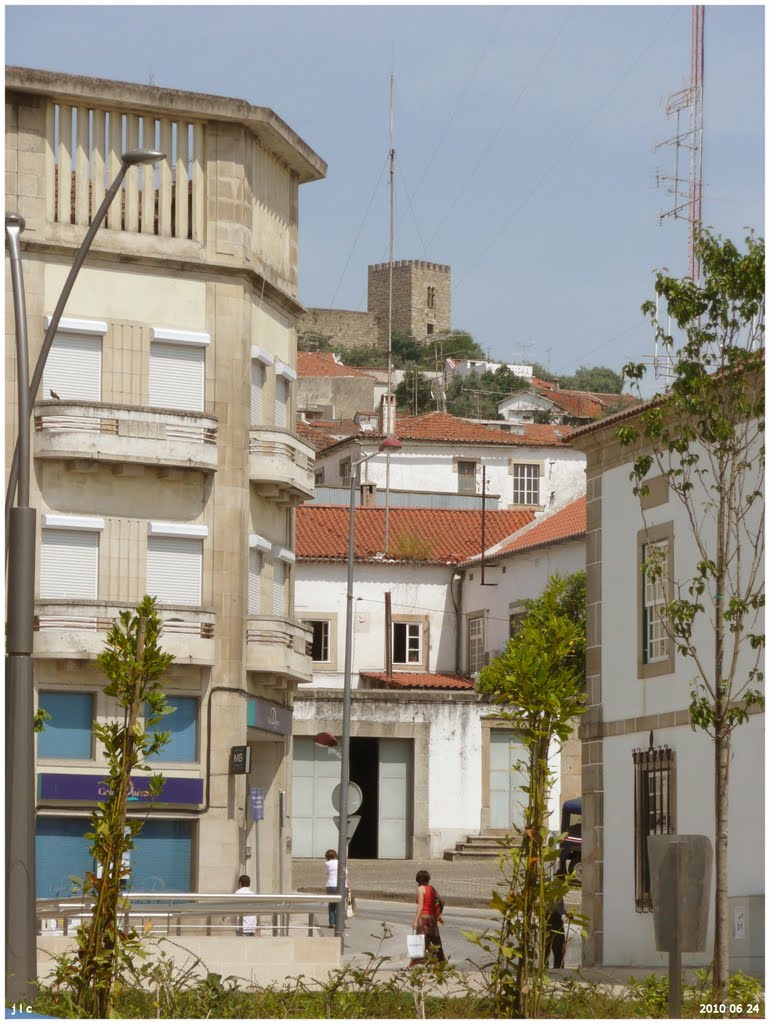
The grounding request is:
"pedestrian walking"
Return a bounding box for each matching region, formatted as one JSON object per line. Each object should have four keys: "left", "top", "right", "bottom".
{"left": 234, "top": 874, "right": 260, "bottom": 936}
{"left": 324, "top": 849, "right": 339, "bottom": 929}
{"left": 409, "top": 869, "right": 445, "bottom": 966}
{"left": 545, "top": 895, "right": 566, "bottom": 968}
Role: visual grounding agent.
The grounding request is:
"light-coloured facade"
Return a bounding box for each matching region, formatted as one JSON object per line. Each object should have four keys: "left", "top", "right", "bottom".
{"left": 571, "top": 410, "right": 764, "bottom": 972}
{"left": 6, "top": 67, "right": 325, "bottom": 898}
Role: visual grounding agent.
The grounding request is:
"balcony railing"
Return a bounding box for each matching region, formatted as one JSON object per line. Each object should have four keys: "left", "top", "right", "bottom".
{"left": 249, "top": 427, "right": 314, "bottom": 504}
{"left": 34, "top": 602, "right": 216, "bottom": 664}
{"left": 245, "top": 616, "right": 312, "bottom": 683}
{"left": 34, "top": 401, "right": 218, "bottom": 472}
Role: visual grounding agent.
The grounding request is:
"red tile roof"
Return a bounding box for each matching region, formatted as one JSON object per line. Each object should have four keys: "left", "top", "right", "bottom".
{"left": 295, "top": 421, "right": 339, "bottom": 451}
{"left": 297, "top": 352, "right": 375, "bottom": 379}
{"left": 393, "top": 411, "right": 569, "bottom": 446}
{"left": 492, "top": 495, "right": 586, "bottom": 557}
{"left": 360, "top": 671, "right": 475, "bottom": 690}
{"left": 529, "top": 385, "right": 639, "bottom": 420}
{"left": 296, "top": 506, "right": 535, "bottom": 564}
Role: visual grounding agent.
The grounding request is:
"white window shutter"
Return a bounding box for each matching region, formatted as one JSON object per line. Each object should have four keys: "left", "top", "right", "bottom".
{"left": 274, "top": 376, "right": 288, "bottom": 428}
{"left": 248, "top": 549, "right": 261, "bottom": 614}
{"left": 40, "top": 529, "right": 99, "bottom": 600}
{"left": 272, "top": 559, "right": 286, "bottom": 616}
{"left": 149, "top": 342, "right": 204, "bottom": 412}
{"left": 146, "top": 536, "right": 202, "bottom": 606}
{"left": 250, "top": 361, "right": 264, "bottom": 426}
{"left": 44, "top": 335, "right": 101, "bottom": 402}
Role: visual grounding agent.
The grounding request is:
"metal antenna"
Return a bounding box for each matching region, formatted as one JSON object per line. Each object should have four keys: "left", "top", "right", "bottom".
{"left": 655, "top": 5, "right": 705, "bottom": 282}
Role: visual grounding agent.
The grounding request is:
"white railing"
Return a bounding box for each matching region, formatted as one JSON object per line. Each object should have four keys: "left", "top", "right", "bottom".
{"left": 37, "top": 893, "right": 334, "bottom": 939}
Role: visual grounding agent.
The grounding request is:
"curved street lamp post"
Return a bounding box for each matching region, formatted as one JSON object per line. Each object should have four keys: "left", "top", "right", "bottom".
{"left": 5, "top": 149, "right": 164, "bottom": 1003}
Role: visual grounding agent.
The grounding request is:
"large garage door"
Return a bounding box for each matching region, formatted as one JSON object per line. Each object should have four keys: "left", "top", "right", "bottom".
{"left": 377, "top": 738, "right": 412, "bottom": 859}
{"left": 489, "top": 729, "right": 528, "bottom": 830}
{"left": 292, "top": 736, "right": 340, "bottom": 858}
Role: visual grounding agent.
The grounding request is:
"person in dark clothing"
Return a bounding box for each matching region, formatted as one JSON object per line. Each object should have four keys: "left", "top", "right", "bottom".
{"left": 545, "top": 896, "right": 566, "bottom": 968}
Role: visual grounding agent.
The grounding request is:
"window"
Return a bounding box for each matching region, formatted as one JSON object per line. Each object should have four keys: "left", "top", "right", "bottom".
{"left": 250, "top": 346, "right": 273, "bottom": 427}
{"left": 638, "top": 524, "right": 675, "bottom": 677}
{"left": 427, "top": 286, "right": 435, "bottom": 309}
{"left": 468, "top": 615, "right": 485, "bottom": 675}
{"left": 36, "top": 818, "right": 94, "bottom": 898}
{"left": 393, "top": 621, "right": 422, "bottom": 665}
{"left": 39, "top": 514, "right": 104, "bottom": 600}
{"left": 275, "top": 361, "right": 296, "bottom": 429}
{"left": 43, "top": 318, "right": 106, "bottom": 402}
{"left": 37, "top": 691, "right": 94, "bottom": 759}
{"left": 457, "top": 460, "right": 477, "bottom": 495}
{"left": 149, "top": 329, "right": 210, "bottom": 413}
{"left": 340, "top": 458, "right": 351, "bottom": 487}
{"left": 248, "top": 534, "right": 270, "bottom": 615}
{"left": 512, "top": 463, "right": 540, "bottom": 505}
{"left": 271, "top": 546, "right": 295, "bottom": 618}
{"left": 509, "top": 611, "right": 526, "bottom": 637}
{"left": 146, "top": 523, "right": 207, "bottom": 606}
{"left": 129, "top": 819, "right": 193, "bottom": 892}
{"left": 315, "top": 468, "right": 325, "bottom": 486}
{"left": 308, "top": 620, "right": 330, "bottom": 662}
{"left": 426, "top": 322, "right": 434, "bottom": 335}
{"left": 146, "top": 696, "right": 197, "bottom": 762}
{"left": 633, "top": 744, "right": 675, "bottom": 911}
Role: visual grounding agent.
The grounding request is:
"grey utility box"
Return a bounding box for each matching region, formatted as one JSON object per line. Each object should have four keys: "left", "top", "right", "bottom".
{"left": 728, "top": 894, "right": 764, "bottom": 976}
{"left": 647, "top": 834, "right": 712, "bottom": 953}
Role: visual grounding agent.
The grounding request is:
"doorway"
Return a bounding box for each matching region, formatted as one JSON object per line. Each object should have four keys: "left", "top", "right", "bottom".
{"left": 349, "top": 737, "right": 378, "bottom": 858}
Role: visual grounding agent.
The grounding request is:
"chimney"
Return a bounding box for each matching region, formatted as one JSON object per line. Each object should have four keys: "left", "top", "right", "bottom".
{"left": 380, "top": 393, "right": 396, "bottom": 435}
{"left": 360, "top": 481, "right": 377, "bottom": 508}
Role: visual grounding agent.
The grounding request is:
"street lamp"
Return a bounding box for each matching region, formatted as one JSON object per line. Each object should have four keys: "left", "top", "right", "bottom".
{"left": 4, "top": 147, "right": 164, "bottom": 1003}
{"left": 335, "top": 436, "right": 401, "bottom": 943}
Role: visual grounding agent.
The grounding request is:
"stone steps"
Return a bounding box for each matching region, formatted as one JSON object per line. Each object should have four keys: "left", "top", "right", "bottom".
{"left": 443, "top": 834, "right": 514, "bottom": 861}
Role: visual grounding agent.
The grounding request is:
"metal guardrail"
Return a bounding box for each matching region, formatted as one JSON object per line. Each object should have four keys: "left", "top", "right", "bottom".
{"left": 37, "top": 892, "right": 334, "bottom": 939}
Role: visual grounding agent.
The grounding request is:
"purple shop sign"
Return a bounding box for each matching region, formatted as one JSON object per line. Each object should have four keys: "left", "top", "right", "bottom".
{"left": 38, "top": 773, "right": 204, "bottom": 805}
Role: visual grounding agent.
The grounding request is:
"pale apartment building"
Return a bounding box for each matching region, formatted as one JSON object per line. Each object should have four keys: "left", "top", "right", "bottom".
{"left": 5, "top": 67, "right": 326, "bottom": 897}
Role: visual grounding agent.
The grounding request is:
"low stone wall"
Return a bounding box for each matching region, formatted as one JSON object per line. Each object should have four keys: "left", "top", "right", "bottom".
{"left": 37, "top": 932, "right": 341, "bottom": 988}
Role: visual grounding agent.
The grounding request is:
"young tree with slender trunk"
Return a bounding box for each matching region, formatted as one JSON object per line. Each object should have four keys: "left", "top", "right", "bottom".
{"left": 618, "top": 231, "right": 764, "bottom": 998}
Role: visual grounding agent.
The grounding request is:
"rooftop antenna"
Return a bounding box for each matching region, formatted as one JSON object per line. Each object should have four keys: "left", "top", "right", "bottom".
{"left": 655, "top": 5, "right": 705, "bottom": 283}
{"left": 514, "top": 339, "right": 535, "bottom": 365}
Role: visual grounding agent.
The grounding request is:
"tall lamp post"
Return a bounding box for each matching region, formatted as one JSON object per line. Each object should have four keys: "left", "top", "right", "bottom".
{"left": 335, "top": 436, "right": 401, "bottom": 944}
{"left": 5, "top": 148, "right": 164, "bottom": 1003}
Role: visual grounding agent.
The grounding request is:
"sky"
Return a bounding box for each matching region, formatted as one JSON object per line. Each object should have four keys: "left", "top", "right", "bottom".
{"left": 5, "top": 4, "right": 764, "bottom": 392}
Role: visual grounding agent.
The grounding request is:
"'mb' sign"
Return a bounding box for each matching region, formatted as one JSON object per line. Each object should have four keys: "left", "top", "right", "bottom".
{"left": 229, "top": 745, "right": 251, "bottom": 775}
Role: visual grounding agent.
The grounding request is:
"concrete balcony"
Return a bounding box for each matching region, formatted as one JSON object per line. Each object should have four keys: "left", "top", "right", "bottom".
{"left": 34, "top": 401, "right": 218, "bottom": 473}
{"left": 249, "top": 427, "right": 314, "bottom": 504}
{"left": 34, "top": 601, "right": 216, "bottom": 664}
{"left": 245, "top": 616, "right": 313, "bottom": 683}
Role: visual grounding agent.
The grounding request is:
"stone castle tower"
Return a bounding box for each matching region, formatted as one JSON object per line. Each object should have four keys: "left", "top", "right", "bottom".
{"left": 299, "top": 259, "right": 452, "bottom": 352}
{"left": 367, "top": 260, "right": 451, "bottom": 346}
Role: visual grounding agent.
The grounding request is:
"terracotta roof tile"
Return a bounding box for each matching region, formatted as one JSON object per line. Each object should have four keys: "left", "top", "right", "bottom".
{"left": 493, "top": 495, "right": 586, "bottom": 557}
{"left": 297, "top": 352, "right": 375, "bottom": 379}
{"left": 296, "top": 506, "right": 535, "bottom": 564}
{"left": 360, "top": 671, "right": 475, "bottom": 690}
{"left": 532, "top": 386, "right": 639, "bottom": 420}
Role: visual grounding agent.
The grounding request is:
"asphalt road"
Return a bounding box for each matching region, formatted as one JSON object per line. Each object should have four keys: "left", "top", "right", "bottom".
{"left": 340, "top": 898, "right": 582, "bottom": 971}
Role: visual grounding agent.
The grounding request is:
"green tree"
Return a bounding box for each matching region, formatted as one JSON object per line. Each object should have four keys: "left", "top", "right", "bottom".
{"left": 559, "top": 365, "right": 625, "bottom": 394}
{"left": 618, "top": 231, "right": 764, "bottom": 998}
{"left": 395, "top": 366, "right": 434, "bottom": 414}
{"left": 478, "top": 572, "right": 586, "bottom": 699}
{"left": 71, "top": 596, "right": 174, "bottom": 1018}
{"left": 472, "top": 577, "right": 587, "bottom": 1017}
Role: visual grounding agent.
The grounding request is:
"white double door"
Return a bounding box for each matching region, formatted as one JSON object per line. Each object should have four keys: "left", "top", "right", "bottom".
{"left": 489, "top": 729, "right": 529, "bottom": 831}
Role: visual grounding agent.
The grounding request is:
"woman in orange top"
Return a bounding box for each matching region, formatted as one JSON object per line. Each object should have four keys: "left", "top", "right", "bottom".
{"left": 409, "top": 869, "right": 446, "bottom": 966}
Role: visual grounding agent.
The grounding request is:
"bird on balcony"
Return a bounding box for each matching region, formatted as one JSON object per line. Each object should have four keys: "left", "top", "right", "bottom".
{"left": 49, "top": 389, "right": 61, "bottom": 399}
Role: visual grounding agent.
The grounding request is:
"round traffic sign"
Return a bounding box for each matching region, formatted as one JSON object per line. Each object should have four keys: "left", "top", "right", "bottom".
{"left": 331, "top": 781, "right": 363, "bottom": 814}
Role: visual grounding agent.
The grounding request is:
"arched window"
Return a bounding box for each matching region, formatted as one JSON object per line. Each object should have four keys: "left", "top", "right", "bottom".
{"left": 427, "top": 285, "right": 435, "bottom": 308}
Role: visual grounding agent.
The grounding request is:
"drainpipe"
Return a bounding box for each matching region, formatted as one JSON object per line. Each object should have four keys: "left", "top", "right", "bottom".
{"left": 449, "top": 569, "right": 464, "bottom": 675}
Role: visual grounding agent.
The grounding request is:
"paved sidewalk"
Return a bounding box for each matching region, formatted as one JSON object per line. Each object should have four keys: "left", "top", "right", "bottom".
{"left": 292, "top": 856, "right": 581, "bottom": 910}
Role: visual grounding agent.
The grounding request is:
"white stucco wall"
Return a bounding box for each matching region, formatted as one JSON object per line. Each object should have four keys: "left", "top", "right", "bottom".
{"left": 295, "top": 561, "right": 459, "bottom": 688}
{"left": 315, "top": 442, "right": 586, "bottom": 513}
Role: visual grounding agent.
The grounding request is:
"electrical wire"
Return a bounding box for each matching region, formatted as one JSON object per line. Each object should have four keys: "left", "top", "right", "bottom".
{"left": 395, "top": 154, "right": 430, "bottom": 260}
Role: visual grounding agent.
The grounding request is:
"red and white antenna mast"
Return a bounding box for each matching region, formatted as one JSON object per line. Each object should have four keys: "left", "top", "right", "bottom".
{"left": 656, "top": 5, "right": 705, "bottom": 283}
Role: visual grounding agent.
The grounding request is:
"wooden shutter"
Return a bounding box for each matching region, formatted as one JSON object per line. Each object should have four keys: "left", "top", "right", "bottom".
{"left": 146, "top": 536, "right": 202, "bottom": 605}
{"left": 40, "top": 528, "right": 99, "bottom": 599}
{"left": 250, "top": 361, "right": 265, "bottom": 426}
{"left": 43, "top": 335, "right": 101, "bottom": 401}
{"left": 149, "top": 342, "right": 204, "bottom": 412}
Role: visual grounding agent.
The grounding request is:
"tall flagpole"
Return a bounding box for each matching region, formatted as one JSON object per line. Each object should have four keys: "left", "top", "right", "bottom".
{"left": 384, "top": 75, "right": 395, "bottom": 554}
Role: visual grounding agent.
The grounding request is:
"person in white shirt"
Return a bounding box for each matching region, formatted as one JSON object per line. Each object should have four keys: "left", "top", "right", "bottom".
{"left": 324, "top": 850, "right": 338, "bottom": 929}
{"left": 234, "top": 874, "right": 260, "bottom": 936}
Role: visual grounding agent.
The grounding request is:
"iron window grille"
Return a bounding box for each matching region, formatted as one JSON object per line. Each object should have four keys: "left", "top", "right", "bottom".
{"left": 633, "top": 742, "right": 675, "bottom": 911}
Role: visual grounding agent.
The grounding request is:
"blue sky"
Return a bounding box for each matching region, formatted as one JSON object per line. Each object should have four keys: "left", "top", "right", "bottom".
{"left": 6, "top": 4, "right": 764, "bottom": 390}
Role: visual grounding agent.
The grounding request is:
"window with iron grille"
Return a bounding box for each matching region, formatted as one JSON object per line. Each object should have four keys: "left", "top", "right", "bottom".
{"left": 468, "top": 615, "right": 485, "bottom": 675}
{"left": 512, "top": 463, "right": 539, "bottom": 505}
{"left": 457, "top": 460, "right": 477, "bottom": 495}
{"left": 340, "top": 458, "right": 351, "bottom": 487}
{"left": 633, "top": 744, "right": 675, "bottom": 911}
